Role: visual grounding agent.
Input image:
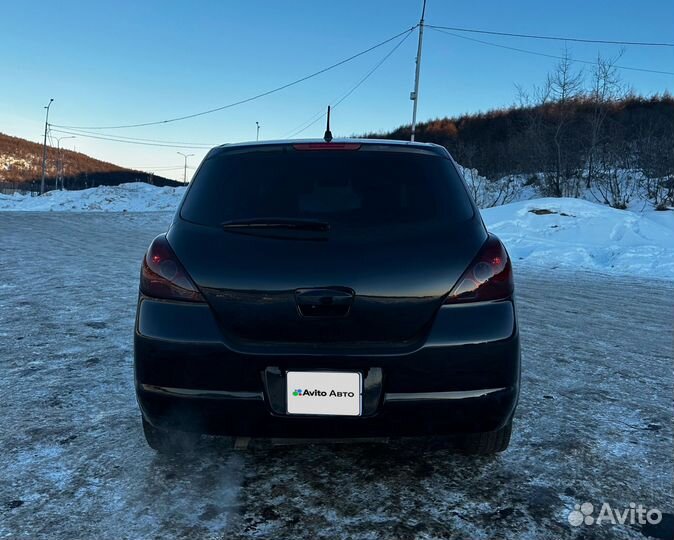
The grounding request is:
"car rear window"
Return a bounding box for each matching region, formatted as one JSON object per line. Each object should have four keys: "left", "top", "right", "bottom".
{"left": 180, "top": 147, "right": 474, "bottom": 230}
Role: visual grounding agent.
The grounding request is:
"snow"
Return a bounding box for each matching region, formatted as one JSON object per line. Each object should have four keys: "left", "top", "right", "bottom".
{"left": 0, "top": 154, "right": 33, "bottom": 172}
{"left": 0, "top": 182, "right": 186, "bottom": 212}
{"left": 482, "top": 198, "right": 674, "bottom": 279}
{"left": 0, "top": 183, "right": 673, "bottom": 279}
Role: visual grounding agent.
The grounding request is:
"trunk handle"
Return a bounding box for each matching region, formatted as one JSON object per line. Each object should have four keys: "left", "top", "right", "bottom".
{"left": 295, "top": 287, "right": 354, "bottom": 317}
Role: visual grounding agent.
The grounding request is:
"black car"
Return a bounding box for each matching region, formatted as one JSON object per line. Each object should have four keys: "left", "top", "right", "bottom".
{"left": 134, "top": 139, "right": 520, "bottom": 454}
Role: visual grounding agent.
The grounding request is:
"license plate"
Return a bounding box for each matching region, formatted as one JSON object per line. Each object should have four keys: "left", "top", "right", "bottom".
{"left": 286, "top": 371, "right": 362, "bottom": 416}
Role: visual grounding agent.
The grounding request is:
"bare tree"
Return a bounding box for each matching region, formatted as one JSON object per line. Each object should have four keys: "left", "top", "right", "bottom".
{"left": 636, "top": 117, "right": 674, "bottom": 208}
{"left": 460, "top": 162, "right": 520, "bottom": 208}
{"left": 585, "top": 51, "right": 627, "bottom": 188}
{"left": 515, "top": 83, "right": 552, "bottom": 176}
{"left": 546, "top": 48, "right": 584, "bottom": 197}
{"left": 591, "top": 140, "right": 638, "bottom": 208}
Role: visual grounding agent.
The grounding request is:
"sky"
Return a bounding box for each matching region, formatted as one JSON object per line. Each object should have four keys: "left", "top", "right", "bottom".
{"left": 1, "top": 0, "right": 673, "bottom": 181}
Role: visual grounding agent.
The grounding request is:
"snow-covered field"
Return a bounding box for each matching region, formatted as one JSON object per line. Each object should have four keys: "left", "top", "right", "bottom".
{"left": 1, "top": 183, "right": 673, "bottom": 280}
{"left": 483, "top": 198, "right": 674, "bottom": 279}
{"left": 0, "top": 182, "right": 185, "bottom": 212}
{"left": 0, "top": 212, "right": 671, "bottom": 539}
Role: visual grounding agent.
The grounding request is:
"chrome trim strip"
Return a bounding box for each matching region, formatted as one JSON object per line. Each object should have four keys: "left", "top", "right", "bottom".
{"left": 140, "top": 384, "right": 263, "bottom": 400}
{"left": 384, "top": 387, "right": 506, "bottom": 402}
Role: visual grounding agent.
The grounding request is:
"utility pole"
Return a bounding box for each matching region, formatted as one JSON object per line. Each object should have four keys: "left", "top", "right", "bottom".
{"left": 256, "top": 121, "right": 261, "bottom": 141}
{"left": 40, "top": 98, "right": 54, "bottom": 194}
{"left": 177, "top": 152, "right": 194, "bottom": 184}
{"left": 410, "top": 0, "right": 426, "bottom": 142}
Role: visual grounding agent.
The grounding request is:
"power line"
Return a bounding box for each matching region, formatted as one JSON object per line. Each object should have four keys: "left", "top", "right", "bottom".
{"left": 56, "top": 26, "right": 410, "bottom": 148}
{"left": 284, "top": 29, "right": 412, "bottom": 138}
{"left": 429, "top": 27, "right": 674, "bottom": 76}
{"left": 426, "top": 24, "right": 674, "bottom": 47}
{"left": 54, "top": 127, "right": 217, "bottom": 147}
{"left": 284, "top": 27, "right": 415, "bottom": 138}
{"left": 50, "top": 128, "right": 214, "bottom": 149}
{"left": 282, "top": 109, "right": 328, "bottom": 139}
{"left": 334, "top": 29, "right": 414, "bottom": 109}
{"left": 52, "top": 26, "right": 417, "bottom": 131}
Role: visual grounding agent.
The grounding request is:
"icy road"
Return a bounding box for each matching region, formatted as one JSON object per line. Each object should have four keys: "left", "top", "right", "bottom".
{"left": 0, "top": 212, "right": 672, "bottom": 540}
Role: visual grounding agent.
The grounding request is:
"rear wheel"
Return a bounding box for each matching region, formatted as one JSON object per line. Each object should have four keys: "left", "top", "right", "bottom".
{"left": 457, "top": 420, "right": 512, "bottom": 455}
{"left": 141, "top": 417, "right": 199, "bottom": 454}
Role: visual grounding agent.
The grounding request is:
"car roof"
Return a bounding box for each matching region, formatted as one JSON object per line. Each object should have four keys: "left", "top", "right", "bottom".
{"left": 208, "top": 138, "right": 450, "bottom": 159}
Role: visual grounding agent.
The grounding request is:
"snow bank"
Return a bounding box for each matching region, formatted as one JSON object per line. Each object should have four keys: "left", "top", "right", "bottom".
{"left": 1, "top": 184, "right": 672, "bottom": 279}
{"left": 482, "top": 198, "right": 674, "bottom": 279}
{"left": 0, "top": 183, "right": 185, "bottom": 212}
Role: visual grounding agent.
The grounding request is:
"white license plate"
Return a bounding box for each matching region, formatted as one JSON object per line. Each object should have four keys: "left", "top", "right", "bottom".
{"left": 286, "top": 371, "right": 362, "bottom": 416}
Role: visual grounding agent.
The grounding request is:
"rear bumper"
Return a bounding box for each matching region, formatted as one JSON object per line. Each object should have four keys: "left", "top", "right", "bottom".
{"left": 137, "top": 384, "right": 517, "bottom": 437}
{"left": 134, "top": 296, "right": 521, "bottom": 437}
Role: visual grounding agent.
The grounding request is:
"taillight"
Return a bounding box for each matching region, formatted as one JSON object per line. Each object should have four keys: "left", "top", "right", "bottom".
{"left": 444, "top": 234, "right": 514, "bottom": 304}
{"left": 140, "top": 235, "right": 204, "bottom": 302}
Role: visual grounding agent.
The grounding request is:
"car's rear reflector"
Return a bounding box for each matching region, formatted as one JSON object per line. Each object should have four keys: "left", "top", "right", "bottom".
{"left": 293, "top": 143, "right": 361, "bottom": 151}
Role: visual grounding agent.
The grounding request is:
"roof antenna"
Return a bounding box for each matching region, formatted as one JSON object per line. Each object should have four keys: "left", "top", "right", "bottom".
{"left": 323, "top": 106, "right": 333, "bottom": 142}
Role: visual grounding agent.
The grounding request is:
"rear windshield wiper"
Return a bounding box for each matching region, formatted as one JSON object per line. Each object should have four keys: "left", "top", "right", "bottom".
{"left": 221, "top": 218, "right": 330, "bottom": 232}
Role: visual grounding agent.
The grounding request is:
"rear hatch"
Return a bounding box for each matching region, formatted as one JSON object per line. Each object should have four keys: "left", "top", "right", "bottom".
{"left": 169, "top": 142, "right": 486, "bottom": 350}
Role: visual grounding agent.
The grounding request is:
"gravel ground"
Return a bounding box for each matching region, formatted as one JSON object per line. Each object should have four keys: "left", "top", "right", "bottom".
{"left": 0, "top": 212, "right": 672, "bottom": 540}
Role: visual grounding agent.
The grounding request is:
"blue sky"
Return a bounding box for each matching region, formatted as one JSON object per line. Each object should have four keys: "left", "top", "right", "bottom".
{"left": 1, "top": 0, "right": 672, "bottom": 180}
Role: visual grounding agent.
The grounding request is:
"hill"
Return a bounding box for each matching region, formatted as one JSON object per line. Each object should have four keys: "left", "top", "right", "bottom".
{"left": 0, "top": 132, "right": 181, "bottom": 192}
{"left": 365, "top": 95, "right": 674, "bottom": 209}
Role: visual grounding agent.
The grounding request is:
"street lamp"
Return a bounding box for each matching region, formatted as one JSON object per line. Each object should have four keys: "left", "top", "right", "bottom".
{"left": 256, "top": 121, "right": 260, "bottom": 141}
{"left": 40, "top": 98, "right": 54, "bottom": 195}
{"left": 177, "top": 152, "right": 194, "bottom": 185}
{"left": 54, "top": 135, "right": 75, "bottom": 190}
{"left": 54, "top": 135, "right": 76, "bottom": 149}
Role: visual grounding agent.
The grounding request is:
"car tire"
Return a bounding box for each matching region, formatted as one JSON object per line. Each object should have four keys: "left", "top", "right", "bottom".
{"left": 141, "top": 417, "right": 199, "bottom": 454}
{"left": 458, "top": 420, "right": 512, "bottom": 455}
